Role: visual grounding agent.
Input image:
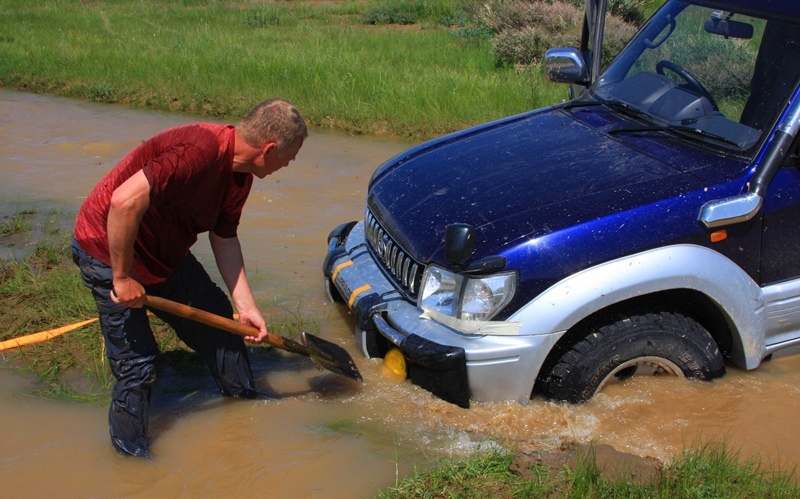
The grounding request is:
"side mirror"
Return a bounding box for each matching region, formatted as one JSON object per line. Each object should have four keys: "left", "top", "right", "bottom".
{"left": 698, "top": 192, "right": 762, "bottom": 229}
{"left": 545, "top": 47, "right": 590, "bottom": 85}
{"left": 444, "top": 224, "right": 475, "bottom": 266}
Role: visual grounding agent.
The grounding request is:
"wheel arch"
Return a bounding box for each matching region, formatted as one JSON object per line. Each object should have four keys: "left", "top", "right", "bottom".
{"left": 531, "top": 290, "right": 735, "bottom": 397}
{"left": 507, "top": 244, "right": 766, "bottom": 398}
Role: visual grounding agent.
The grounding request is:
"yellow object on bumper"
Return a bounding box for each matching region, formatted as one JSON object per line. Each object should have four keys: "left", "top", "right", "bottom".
{"left": 383, "top": 347, "right": 407, "bottom": 378}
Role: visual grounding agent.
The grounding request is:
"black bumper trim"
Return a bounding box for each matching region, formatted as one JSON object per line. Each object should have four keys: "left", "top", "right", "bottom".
{"left": 323, "top": 221, "right": 358, "bottom": 278}
{"left": 359, "top": 297, "right": 471, "bottom": 408}
{"left": 353, "top": 293, "right": 388, "bottom": 332}
{"left": 402, "top": 334, "right": 470, "bottom": 409}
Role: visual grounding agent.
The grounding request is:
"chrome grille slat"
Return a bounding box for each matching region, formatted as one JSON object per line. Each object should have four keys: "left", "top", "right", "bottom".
{"left": 389, "top": 245, "right": 397, "bottom": 273}
{"left": 409, "top": 263, "right": 419, "bottom": 291}
{"left": 365, "top": 210, "right": 425, "bottom": 297}
{"left": 401, "top": 258, "right": 410, "bottom": 286}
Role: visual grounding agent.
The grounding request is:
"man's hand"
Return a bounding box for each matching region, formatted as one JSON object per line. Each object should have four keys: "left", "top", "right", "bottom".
{"left": 110, "top": 276, "right": 146, "bottom": 308}
{"left": 236, "top": 307, "right": 269, "bottom": 344}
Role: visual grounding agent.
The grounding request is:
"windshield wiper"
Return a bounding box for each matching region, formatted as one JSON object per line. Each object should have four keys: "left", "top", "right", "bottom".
{"left": 609, "top": 123, "right": 744, "bottom": 150}
{"left": 561, "top": 99, "right": 604, "bottom": 110}
{"left": 564, "top": 97, "right": 657, "bottom": 124}
{"left": 669, "top": 125, "right": 745, "bottom": 149}
{"left": 597, "top": 99, "right": 658, "bottom": 122}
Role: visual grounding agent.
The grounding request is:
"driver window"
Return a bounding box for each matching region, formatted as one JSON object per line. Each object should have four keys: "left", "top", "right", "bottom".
{"left": 739, "top": 21, "right": 800, "bottom": 134}
{"left": 782, "top": 134, "right": 800, "bottom": 169}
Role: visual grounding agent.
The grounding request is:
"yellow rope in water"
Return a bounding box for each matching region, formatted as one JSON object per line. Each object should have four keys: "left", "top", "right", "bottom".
{"left": 0, "top": 318, "right": 99, "bottom": 352}
{"left": 0, "top": 312, "right": 242, "bottom": 352}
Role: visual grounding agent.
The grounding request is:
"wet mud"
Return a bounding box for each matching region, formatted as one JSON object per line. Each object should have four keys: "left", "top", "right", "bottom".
{"left": 2, "top": 89, "right": 800, "bottom": 496}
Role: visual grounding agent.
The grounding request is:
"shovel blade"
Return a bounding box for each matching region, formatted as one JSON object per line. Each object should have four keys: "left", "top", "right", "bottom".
{"left": 302, "top": 332, "right": 363, "bottom": 381}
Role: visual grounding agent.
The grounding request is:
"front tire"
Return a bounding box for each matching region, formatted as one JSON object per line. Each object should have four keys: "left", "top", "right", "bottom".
{"left": 538, "top": 311, "right": 725, "bottom": 403}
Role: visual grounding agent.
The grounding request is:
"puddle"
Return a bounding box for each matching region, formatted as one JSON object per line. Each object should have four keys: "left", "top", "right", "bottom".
{"left": 2, "top": 89, "right": 800, "bottom": 496}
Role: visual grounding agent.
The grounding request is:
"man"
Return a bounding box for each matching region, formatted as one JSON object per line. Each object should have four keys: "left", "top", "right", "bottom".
{"left": 71, "top": 98, "right": 307, "bottom": 457}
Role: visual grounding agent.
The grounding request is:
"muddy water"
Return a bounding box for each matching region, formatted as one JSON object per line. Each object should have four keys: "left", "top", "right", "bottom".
{"left": 2, "top": 89, "right": 800, "bottom": 496}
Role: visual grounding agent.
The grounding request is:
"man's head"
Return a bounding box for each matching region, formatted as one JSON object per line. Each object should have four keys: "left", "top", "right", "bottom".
{"left": 237, "top": 98, "right": 308, "bottom": 154}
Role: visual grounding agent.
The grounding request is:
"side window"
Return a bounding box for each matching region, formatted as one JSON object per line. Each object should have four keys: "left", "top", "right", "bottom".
{"left": 740, "top": 21, "right": 800, "bottom": 134}
{"left": 760, "top": 133, "right": 800, "bottom": 284}
{"left": 784, "top": 138, "right": 800, "bottom": 169}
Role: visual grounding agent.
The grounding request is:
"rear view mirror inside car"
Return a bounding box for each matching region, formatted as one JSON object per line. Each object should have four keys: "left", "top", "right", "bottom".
{"left": 705, "top": 13, "right": 753, "bottom": 39}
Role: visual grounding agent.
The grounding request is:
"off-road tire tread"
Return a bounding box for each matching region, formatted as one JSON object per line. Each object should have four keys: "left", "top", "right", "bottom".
{"left": 539, "top": 311, "right": 725, "bottom": 403}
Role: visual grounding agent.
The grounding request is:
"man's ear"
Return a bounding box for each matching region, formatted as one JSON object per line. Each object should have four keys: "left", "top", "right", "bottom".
{"left": 262, "top": 142, "right": 277, "bottom": 156}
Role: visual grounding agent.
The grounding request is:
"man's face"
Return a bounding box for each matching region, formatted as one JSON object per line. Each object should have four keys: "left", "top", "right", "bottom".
{"left": 256, "top": 139, "right": 303, "bottom": 179}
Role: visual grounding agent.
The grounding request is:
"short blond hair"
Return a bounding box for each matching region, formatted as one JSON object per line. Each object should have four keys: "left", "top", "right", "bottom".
{"left": 237, "top": 98, "right": 307, "bottom": 153}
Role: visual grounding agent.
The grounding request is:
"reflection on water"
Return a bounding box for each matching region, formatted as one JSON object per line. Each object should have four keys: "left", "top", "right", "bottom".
{"left": 2, "top": 89, "right": 800, "bottom": 496}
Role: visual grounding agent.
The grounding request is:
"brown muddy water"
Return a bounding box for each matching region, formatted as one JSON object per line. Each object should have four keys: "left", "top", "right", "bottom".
{"left": 2, "top": 89, "right": 800, "bottom": 496}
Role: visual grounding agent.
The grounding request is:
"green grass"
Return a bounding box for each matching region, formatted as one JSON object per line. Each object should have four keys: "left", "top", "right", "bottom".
{"left": 379, "top": 444, "right": 799, "bottom": 498}
{"left": 0, "top": 0, "right": 565, "bottom": 140}
{"left": 262, "top": 302, "right": 322, "bottom": 340}
{"left": 379, "top": 451, "right": 527, "bottom": 498}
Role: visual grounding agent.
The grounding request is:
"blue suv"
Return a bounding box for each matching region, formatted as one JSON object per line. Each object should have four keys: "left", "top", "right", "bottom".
{"left": 323, "top": 0, "right": 800, "bottom": 407}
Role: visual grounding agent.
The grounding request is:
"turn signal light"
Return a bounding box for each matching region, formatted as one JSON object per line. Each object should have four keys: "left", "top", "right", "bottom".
{"left": 710, "top": 230, "right": 727, "bottom": 243}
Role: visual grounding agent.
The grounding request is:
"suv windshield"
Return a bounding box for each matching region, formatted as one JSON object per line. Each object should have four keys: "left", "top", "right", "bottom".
{"left": 590, "top": 2, "right": 800, "bottom": 154}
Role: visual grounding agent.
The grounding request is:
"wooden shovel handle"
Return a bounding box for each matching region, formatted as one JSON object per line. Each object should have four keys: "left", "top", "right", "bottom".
{"left": 144, "top": 295, "right": 307, "bottom": 354}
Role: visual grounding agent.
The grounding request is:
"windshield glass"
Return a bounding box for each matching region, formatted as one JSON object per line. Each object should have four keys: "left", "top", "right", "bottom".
{"left": 590, "top": 1, "right": 800, "bottom": 154}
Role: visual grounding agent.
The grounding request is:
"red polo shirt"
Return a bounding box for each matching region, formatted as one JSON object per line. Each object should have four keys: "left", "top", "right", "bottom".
{"left": 74, "top": 123, "right": 253, "bottom": 285}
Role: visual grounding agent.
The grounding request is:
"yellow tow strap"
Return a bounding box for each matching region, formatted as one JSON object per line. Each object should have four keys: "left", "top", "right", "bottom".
{"left": 0, "top": 309, "right": 243, "bottom": 352}
{"left": 0, "top": 318, "right": 99, "bottom": 352}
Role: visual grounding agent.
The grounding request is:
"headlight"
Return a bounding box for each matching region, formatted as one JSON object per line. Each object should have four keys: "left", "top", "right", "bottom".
{"left": 418, "top": 265, "right": 517, "bottom": 321}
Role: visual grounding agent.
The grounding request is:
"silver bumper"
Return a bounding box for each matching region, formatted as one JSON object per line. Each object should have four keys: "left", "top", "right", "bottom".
{"left": 324, "top": 221, "right": 561, "bottom": 405}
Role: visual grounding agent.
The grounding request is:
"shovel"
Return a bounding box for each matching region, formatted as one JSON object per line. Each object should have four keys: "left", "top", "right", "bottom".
{"left": 144, "top": 295, "right": 362, "bottom": 381}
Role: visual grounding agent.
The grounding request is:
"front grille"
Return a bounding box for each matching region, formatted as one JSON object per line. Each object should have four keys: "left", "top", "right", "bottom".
{"left": 365, "top": 210, "right": 425, "bottom": 297}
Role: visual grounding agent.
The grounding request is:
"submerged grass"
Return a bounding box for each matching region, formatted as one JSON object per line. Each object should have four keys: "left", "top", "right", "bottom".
{"left": 0, "top": 0, "right": 564, "bottom": 140}
{"left": 379, "top": 444, "right": 800, "bottom": 498}
{"left": 0, "top": 205, "right": 116, "bottom": 402}
{"left": 0, "top": 231, "right": 111, "bottom": 401}
{"left": 0, "top": 210, "right": 34, "bottom": 236}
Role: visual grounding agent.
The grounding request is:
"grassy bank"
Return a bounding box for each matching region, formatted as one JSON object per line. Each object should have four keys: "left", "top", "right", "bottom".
{"left": 0, "top": 0, "right": 566, "bottom": 140}
{"left": 379, "top": 445, "right": 799, "bottom": 498}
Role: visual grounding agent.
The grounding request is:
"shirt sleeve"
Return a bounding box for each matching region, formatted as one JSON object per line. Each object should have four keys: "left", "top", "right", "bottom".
{"left": 141, "top": 126, "right": 221, "bottom": 207}
{"left": 213, "top": 173, "right": 253, "bottom": 238}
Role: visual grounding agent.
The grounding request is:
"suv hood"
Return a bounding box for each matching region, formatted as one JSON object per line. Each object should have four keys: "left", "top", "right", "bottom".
{"left": 367, "top": 107, "right": 701, "bottom": 264}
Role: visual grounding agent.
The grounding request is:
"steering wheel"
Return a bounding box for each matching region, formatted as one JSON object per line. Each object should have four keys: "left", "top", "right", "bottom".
{"left": 656, "top": 60, "right": 719, "bottom": 111}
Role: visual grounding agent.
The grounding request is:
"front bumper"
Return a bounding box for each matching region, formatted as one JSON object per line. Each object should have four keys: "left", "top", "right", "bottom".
{"left": 324, "top": 221, "right": 561, "bottom": 407}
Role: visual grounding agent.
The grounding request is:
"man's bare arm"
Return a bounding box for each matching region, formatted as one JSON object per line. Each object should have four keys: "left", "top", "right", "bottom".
{"left": 209, "top": 232, "right": 268, "bottom": 344}
{"left": 108, "top": 170, "right": 150, "bottom": 308}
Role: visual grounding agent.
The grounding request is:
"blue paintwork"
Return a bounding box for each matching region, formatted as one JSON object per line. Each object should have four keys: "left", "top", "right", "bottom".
{"left": 367, "top": 102, "right": 758, "bottom": 317}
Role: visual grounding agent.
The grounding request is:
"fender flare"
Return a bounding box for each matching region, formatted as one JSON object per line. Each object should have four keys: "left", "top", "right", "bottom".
{"left": 508, "top": 244, "right": 764, "bottom": 369}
